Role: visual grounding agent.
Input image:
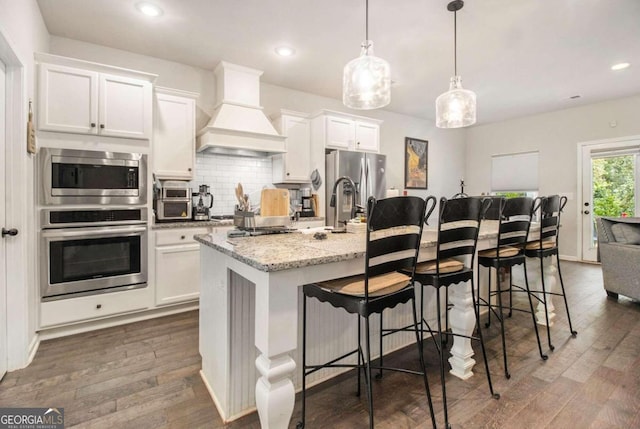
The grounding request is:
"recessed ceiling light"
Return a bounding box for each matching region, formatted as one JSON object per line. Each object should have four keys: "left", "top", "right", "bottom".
{"left": 136, "top": 2, "right": 163, "bottom": 17}
{"left": 611, "top": 62, "right": 630, "bottom": 71}
{"left": 275, "top": 46, "right": 296, "bottom": 57}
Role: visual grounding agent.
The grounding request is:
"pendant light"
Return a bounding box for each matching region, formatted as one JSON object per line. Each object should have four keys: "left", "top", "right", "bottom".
{"left": 436, "top": 0, "right": 476, "bottom": 128}
{"left": 343, "top": 0, "right": 391, "bottom": 110}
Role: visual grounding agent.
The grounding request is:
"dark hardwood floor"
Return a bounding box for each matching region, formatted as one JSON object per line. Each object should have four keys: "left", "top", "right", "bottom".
{"left": 1, "top": 261, "right": 638, "bottom": 428}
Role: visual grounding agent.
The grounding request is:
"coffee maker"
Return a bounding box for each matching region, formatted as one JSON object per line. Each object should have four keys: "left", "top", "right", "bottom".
{"left": 192, "top": 184, "right": 213, "bottom": 221}
{"left": 300, "top": 187, "right": 315, "bottom": 217}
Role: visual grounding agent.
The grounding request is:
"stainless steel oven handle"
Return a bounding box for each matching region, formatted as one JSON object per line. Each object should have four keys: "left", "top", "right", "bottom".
{"left": 41, "top": 225, "right": 147, "bottom": 238}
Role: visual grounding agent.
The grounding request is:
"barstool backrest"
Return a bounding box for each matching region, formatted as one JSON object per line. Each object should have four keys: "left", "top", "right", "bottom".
{"left": 364, "top": 196, "right": 433, "bottom": 297}
{"left": 497, "top": 197, "right": 535, "bottom": 248}
{"left": 482, "top": 196, "right": 504, "bottom": 221}
{"left": 436, "top": 196, "right": 491, "bottom": 268}
{"left": 537, "top": 195, "right": 568, "bottom": 246}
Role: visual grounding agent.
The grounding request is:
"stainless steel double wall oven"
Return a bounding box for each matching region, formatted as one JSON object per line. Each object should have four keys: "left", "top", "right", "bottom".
{"left": 39, "top": 148, "right": 148, "bottom": 301}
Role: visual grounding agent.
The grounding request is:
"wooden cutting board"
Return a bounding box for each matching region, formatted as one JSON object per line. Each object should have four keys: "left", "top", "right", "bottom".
{"left": 260, "top": 189, "right": 290, "bottom": 217}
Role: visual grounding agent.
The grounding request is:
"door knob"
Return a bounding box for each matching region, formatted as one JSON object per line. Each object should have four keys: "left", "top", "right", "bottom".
{"left": 583, "top": 210, "right": 590, "bottom": 215}
{"left": 2, "top": 228, "right": 18, "bottom": 237}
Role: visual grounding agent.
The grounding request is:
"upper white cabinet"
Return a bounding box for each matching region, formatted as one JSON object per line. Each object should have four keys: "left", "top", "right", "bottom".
{"left": 272, "top": 110, "right": 311, "bottom": 183}
{"left": 37, "top": 53, "right": 155, "bottom": 140}
{"left": 354, "top": 120, "right": 380, "bottom": 152}
{"left": 312, "top": 110, "right": 382, "bottom": 153}
{"left": 153, "top": 87, "right": 199, "bottom": 180}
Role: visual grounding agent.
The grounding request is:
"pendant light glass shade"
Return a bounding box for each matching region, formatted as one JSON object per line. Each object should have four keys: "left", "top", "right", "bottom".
{"left": 343, "top": 40, "right": 391, "bottom": 110}
{"left": 435, "top": 76, "right": 476, "bottom": 128}
{"left": 436, "top": 0, "right": 476, "bottom": 128}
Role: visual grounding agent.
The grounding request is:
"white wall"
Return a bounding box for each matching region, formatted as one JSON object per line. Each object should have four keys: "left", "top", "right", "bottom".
{"left": 465, "top": 94, "right": 640, "bottom": 259}
{"left": 0, "top": 0, "right": 49, "bottom": 369}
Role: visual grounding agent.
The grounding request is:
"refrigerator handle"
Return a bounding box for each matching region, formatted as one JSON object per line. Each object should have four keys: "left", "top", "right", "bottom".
{"left": 359, "top": 157, "right": 367, "bottom": 208}
{"left": 366, "top": 158, "right": 373, "bottom": 203}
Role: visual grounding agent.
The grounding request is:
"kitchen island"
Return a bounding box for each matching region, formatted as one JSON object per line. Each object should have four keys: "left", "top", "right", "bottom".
{"left": 195, "top": 222, "right": 555, "bottom": 428}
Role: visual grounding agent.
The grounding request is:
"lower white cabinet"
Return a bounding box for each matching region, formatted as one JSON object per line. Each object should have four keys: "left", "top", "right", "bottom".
{"left": 40, "top": 287, "right": 151, "bottom": 328}
{"left": 154, "top": 227, "right": 208, "bottom": 306}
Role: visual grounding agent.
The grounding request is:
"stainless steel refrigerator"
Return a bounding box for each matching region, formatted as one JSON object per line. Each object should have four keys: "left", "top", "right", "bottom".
{"left": 326, "top": 150, "right": 387, "bottom": 227}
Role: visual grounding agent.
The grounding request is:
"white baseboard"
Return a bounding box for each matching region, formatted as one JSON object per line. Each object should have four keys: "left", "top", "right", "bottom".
{"left": 559, "top": 254, "right": 579, "bottom": 262}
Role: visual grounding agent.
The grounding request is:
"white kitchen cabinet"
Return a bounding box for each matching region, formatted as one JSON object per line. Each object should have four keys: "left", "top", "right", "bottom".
{"left": 272, "top": 110, "right": 311, "bottom": 183}
{"left": 312, "top": 110, "right": 382, "bottom": 153}
{"left": 154, "top": 227, "right": 208, "bottom": 306}
{"left": 40, "top": 287, "right": 151, "bottom": 328}
{"left": 153, "top": 88, "right": 199, "bottom": 180}
{"left": 353, "top": 120, "right": 380, "bottom": 152}
{"left": 325, "top": 115, "right": 354, "bottom": 149}
{"left": 37, "top": 53, "right": 154, "bottom": 140}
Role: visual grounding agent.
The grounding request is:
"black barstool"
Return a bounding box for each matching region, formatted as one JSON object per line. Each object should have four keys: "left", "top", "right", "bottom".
{"left": 521, "top": 195, "right": 577, "bottom": 351}
{"left": 298, "top": 196, "right": 437, "bottom": 429}
{"left": 476, "top": 196, "right": 547, "bottom": 379}
{"left": 409, "top": 196, "right": 498, "bottom": 429}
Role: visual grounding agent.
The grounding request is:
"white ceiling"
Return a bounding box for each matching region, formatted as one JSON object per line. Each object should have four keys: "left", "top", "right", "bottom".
{"left": 36, "top": 0, "right": 640, "bottom": 124}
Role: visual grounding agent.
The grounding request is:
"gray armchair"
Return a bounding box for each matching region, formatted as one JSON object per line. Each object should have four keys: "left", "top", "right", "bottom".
{"left": 597, "top": 216, "right": 640, "bottom": 301}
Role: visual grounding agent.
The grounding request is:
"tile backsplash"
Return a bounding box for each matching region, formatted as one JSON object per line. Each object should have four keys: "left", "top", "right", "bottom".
{"left": 191, "top": 153, "right": 274, "bottom": 216}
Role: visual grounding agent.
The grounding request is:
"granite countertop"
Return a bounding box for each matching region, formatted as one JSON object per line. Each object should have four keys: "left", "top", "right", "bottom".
{"left": 152, "top": 216, "right": 324, "bottom": 230}
{"left": 152, "top": 219, "right": 233, "bottom": 229}
{"left": 196, "top": 229, "right": 371, "bottom": 272}
{"left": 195, "top": 220, "right": 502, "bottom": 272}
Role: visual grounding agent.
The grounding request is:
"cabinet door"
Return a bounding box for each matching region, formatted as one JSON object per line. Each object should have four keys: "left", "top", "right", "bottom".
{"left": 325, "top": 116, "right": 354, "bottom": 149}
{"left": 354, "top": 121, "right": 379, "bottom": 152}
{"left": 155, "top": 244, "right": 200, "bottom": 306}
{"left": 282, "top": 116, "right": 311, "bottom": 182}
{"left": 38, "top": 64, "right": 99, "bottom": 134}
{"left": 153, "top": 93, "right": 195, "bottom": 180}
{"left": 99, "top": 73, "right": 152, "bottom": 139}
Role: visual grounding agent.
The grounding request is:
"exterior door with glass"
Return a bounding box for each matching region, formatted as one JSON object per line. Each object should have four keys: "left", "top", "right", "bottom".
{"left": 581, "top": 139, "right": 640, "bottom": 261}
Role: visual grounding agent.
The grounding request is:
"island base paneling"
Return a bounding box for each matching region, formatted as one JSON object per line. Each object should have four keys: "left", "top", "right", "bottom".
{"left": 200, "top": 255, "right": 443, "bottom": 422}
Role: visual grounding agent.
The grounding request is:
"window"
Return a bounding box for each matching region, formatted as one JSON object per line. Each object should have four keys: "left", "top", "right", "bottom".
{"left": 491, "top": 151, "right": 539, "bottom": 196}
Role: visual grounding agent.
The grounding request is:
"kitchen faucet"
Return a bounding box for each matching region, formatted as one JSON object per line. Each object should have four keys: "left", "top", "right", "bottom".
{"left": 329, "top": 176, "right": 361, "bottom": 229}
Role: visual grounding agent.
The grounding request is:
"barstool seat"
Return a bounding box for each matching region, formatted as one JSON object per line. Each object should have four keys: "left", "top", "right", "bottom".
{"left": 478, "top": 246, "right": 520, "bottom": 258}
{"left": 523, "top": 239, "right": 556, "bottom": 250}
{"left": 316, "top": 271, "right": 410, "bottom": 297}
{"left": 415, "top": 258, "right": 464, "bottom": 274}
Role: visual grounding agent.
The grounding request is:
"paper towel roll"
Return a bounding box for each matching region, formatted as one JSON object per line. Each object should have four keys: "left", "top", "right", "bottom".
{"left": 385, "top": 188, "right": 400, "bottom": 198}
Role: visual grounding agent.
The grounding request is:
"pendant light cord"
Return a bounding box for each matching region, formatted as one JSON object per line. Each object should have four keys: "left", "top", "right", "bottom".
{"left": 365, "top": 0, "right": 369, "bottom": 41}
{"left": 454, "top": 9, "right": 457, "bottom": 76}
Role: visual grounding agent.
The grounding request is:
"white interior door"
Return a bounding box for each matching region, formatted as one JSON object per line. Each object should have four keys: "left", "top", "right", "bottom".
{"left": 581, "top": 140, "right": 640, "bottom": 261}
{"left": 0, "top": 59, "right": 8, "bottom": 379}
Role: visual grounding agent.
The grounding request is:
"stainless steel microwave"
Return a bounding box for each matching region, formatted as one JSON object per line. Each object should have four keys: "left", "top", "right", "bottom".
{"left": 40, "top": 148, "right": 147, "bottom": 205}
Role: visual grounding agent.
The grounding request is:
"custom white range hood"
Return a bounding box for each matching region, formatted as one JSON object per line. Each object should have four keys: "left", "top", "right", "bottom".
{"left": 197, "top": 61, "right": 285, "bottom": 156}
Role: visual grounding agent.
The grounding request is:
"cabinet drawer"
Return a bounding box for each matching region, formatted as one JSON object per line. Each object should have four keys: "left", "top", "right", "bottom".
{"left": 155, "top": 228, "right": 209, "bottom": 246}
{"left": 40, "top": 287, "right": 151, "bottom": 328}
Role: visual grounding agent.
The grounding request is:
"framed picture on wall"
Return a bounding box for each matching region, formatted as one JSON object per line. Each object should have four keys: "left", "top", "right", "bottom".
{"left": 404, "top": 137, "right": 428, "bottom": 189}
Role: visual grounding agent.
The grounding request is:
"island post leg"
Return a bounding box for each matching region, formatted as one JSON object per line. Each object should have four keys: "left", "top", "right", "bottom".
{"left": 254, "top": 278, "right": 298, "bottom": 429}
{"left": 526, "top": 256, "right": 557, "bottom": 327}
{"left": 448, "top": 280, "right": 477, "bottom": 379}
